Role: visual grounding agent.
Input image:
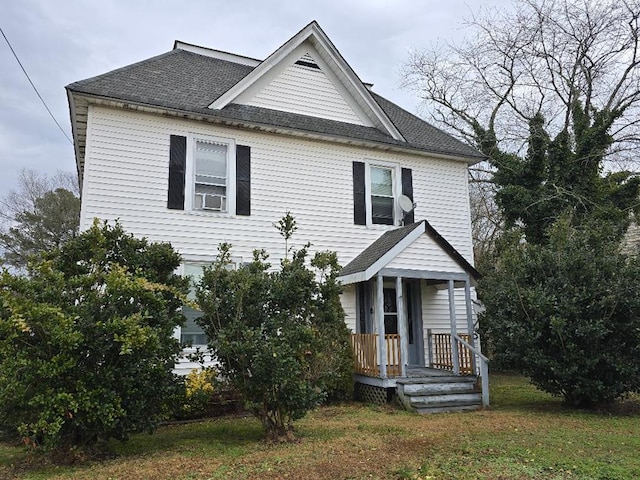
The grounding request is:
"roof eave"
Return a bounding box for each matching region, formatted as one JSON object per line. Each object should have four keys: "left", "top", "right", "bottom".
{"left": 66, "top": 89, "right": 88, "bottom": 191}
{"left": 337, "top": 219, "right": 480, "bottom": 285}
{"left": 68, "top": 92, "right": 485, "bottom": 165}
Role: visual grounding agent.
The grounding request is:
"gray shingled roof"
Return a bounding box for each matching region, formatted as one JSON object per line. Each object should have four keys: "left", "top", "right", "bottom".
{"left": 338, "top": 219, "right": 480, "bottom": 280}
{"left": 339, "top": 221, "right": 424, "bottom": 277}
{"left": 67, "top": 49, "right": 484, "bottom": 160}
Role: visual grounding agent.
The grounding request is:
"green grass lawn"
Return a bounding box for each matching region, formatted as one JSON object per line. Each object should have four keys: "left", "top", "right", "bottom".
{"left": 1, "top": 374, "right": 639, "bottom": 479}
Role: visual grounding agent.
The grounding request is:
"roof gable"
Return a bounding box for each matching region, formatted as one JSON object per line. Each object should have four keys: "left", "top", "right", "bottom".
{"left": 67, "top": 24, "right": 487, "bottom": 180}
{"left": 208, "top": 21, "right": 405, "bottom": 140}
{"left": 337, "top": 220, "right": 479, "bottom": 285}
{"left": 236, "top": 44, "right": 372, "bottom": 126}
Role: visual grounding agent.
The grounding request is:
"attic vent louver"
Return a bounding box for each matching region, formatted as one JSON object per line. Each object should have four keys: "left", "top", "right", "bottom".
{"left": 295, "top": 52, "right": 320, "bottom": 70}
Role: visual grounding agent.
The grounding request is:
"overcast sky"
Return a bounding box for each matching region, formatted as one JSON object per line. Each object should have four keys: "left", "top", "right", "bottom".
{"left": 1, "top": 0, "right": 512, "bottom": 201}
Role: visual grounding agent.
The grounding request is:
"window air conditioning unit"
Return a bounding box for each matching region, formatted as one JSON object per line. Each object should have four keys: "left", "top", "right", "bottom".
{"left": 202, "top": 195, "right": 224, "bottom": 211}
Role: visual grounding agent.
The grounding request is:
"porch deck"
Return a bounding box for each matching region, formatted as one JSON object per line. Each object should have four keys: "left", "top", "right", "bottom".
{"left": 354, "top": 366, "right": 473, "bottom": 388}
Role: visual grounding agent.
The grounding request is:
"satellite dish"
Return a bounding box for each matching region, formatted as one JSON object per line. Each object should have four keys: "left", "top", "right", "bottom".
{"left": 398, "top": 195, "right": 415, "bottom": 213}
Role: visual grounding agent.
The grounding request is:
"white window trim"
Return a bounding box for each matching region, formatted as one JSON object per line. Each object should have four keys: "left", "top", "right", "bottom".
{"left": 173, "top": 257, "right": 243, "bottom": 346}
{"left": 364, "top": 159, "right": 402, "bottom": 227}
{"left": 185, "top": 133, "right": 237, "bottom": 216}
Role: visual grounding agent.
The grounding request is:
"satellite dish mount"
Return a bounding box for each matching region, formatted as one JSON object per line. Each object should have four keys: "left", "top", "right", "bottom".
{"left": 398, "top": 195, "right": 416, "bottom": 226}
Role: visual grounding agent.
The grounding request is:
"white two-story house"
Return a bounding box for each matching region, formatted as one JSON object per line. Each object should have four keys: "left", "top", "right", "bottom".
{"left": 67, "top": 21, "right": 489, "bottom": 412}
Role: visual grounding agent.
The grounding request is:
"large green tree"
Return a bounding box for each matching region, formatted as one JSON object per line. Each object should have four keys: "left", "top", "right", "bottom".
{"left": 195, "top": 215, "right": 352, "bottom": 442}
{"left": 479, "top": 217, "right": 640, "bottom": 406}
{"left": 0, "top": 169, "right": 80, "bottom": 269}
{"left": 0, "top": 221, "right": 188, "bottom": 458}
{"left": 403, "top": 0, "right": 640, "bottom": 405}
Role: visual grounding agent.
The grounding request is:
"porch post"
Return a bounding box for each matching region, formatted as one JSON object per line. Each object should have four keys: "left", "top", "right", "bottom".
{"left": 396, "top": 276, "right": 408, "bottom": 377}
{"left": 447, "top": 279, "right": 460, "bottom": 375}
{"left": 464, "top": 278, "right": 478, "bottom": 375}
{"left": 376, "top": 273, "right": 387, "bottom": 379}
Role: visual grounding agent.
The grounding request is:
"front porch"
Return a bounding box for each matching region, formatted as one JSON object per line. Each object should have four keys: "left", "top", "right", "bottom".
{"left": 337, "top": 220, "right": 490, "bottom": 411}
{"left": 347, "top": 273, "right": 489, "bottom": 408}
{"left": 350, "top": 332, "right": 475, "bottom": 387}
{"left": 351, "top": 331, "right": 488, "bottom": 413}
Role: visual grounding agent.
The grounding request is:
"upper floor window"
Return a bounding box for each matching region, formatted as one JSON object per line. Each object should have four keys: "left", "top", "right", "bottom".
{"left": 168, "top": 134, "right": 251, "bottom": 215}
{"left": 370, "top": 166, "right": 395, "bottom": 225}
{"left": 192, "top": 138, "right": 233, "bottom": 213}
{"left": 352, "top": 160, "right": 413, "bottom": 227}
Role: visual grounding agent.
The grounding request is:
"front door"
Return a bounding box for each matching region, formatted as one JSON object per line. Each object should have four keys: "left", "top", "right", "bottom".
{"left": 356, "top": 279, "right": 425, "bottom": 367}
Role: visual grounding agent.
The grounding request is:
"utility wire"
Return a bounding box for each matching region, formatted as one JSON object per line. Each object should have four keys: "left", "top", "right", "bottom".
{"left": 0, "top": 26, "right": 73, "bottom": 145}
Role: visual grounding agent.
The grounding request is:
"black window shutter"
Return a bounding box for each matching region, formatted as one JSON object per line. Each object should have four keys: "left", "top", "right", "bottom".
{"left": 401, "top": 167, "right": 414, "bottom": 224}
{"left": 168, "top": 135, "right": 186, "bottom": 210}
{"left": 353, "top": 161, "right": 366, "bottom": 225}
{"left": 236, "top": 145, "right": 251, "bottom": 216}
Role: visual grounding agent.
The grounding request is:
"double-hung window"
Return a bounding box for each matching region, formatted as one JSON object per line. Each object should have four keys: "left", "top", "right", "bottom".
{"left": 181, "top": 263, "right": 207, "bottom": 347}
{"left": 194, "top": 140, "right": 229, "bottom": 212}
{"left": 353, "top": 160, "right": 413, "bottom": 227}
{"left": 370, "top": 166, "right": 395, "bottom": 225}
{"left": 167, "top": 134, "right": 250, "bottom": 215}
{"left": 179, "top": 259, "right": 242, "bottom": 347}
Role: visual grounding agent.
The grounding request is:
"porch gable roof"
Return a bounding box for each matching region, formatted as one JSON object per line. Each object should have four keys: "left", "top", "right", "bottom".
{"left": 337, "top": 220, "right": 480, "bottom": 285}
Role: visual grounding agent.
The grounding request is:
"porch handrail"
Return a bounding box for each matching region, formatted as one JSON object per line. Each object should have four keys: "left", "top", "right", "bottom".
{"left": 428, "top": 331, "right": 473, "bottom": 374}
{"left": 350, "top": 333, "right": 379, "bottom": 377}
{"left": 453, "top": 334, "right": 490, "bottom": 407}
{"left": 350, "top": 333, "right": 402, "bottom": 378}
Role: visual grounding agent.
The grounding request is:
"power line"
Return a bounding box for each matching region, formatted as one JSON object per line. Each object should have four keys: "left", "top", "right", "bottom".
{"left": 0, "top": 26, "right": 73, "bottom": 145}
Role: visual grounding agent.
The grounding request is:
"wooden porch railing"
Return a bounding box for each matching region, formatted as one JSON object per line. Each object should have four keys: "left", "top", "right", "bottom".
{"left": 428, "top": 331, "right": 473, "bottom": 374}
{"left": 350, "top": 333, "right": 402, "bottom": 378}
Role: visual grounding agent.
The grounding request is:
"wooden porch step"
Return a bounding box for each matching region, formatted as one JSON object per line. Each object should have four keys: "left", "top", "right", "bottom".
{"left": 405, "top": 391, "right": 482, "bottom": 405}
{"left": 396, "top": 375, "right": 483, "bottom": 414}
{"left": 402, "top": 383, "right": 480, "bottom": 396}
{"left": 396, "top": 375, "right": 477, "bottom": 385}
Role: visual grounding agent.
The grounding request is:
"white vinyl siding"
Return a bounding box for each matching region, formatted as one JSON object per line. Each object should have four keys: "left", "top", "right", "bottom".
{"left": 421, "top": 285, "right": 474, "bottom": 334}
{"left": 81, "top": 106, "right": 473, "bottom": 263}
{"left": 340, "top": 284, "right": 357, "bottom": 332}
{"left": 80, "top": 106, "right": 474, "bottom": 334}
{"left": 420, "top": 284, "right": 476, "bottom": 363}
{"left": 385, "top": 235, "right": 465, "bottom": 273}
{"left": 245, "top": 61, "right": 366, "bottom": 125}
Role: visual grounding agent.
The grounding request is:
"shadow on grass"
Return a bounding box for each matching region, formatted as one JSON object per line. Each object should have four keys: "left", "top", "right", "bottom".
{"left": 490, "top": 372, "right": 640, "bottom": 417}
{"left": 112, "top": 415, "right": 264, "bottom": 458}
{"left": 0, "top": 416, "right": 265, "bottom": 479}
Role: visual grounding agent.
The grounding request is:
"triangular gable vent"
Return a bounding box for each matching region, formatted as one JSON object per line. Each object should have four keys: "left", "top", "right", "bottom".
{"left": 295, "top": 52, "right": 320, "bottom": 70}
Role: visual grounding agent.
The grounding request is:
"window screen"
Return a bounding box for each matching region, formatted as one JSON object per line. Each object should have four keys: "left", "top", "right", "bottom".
{"left": 194, "top": 141, "right": 227, "bottom": 211}
{"left": 370, "top": 166, "right": 394, "bottom": 225}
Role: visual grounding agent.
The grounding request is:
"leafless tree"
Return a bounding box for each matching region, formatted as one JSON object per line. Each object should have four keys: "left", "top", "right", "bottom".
{"left": 403, "top": 0, "right": 640, "bottom": 254}
{"left": 0, "top": 169, "right": 79, "bottom": 227}
{"left": 404, "top": 0, "right": 640, "bottom": 161}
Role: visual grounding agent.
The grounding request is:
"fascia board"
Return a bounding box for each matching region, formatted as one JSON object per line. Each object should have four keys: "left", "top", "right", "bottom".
{"left": 307, "top": 26, "right": 405, "bottom": 142}
{"left": 208, "top": 23, "right": 318, "bottom": 110}
{"left": 360, "top": 222, "right": 426, "bottom": 282}
{"left": 173, "top": 41, "right": 261, "bottom": 67}
{"left": 72, "top": 93, "right": 484, "bottom": 164}
{"left": 336, "top": 272, "right": 367, "bottom": 285}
